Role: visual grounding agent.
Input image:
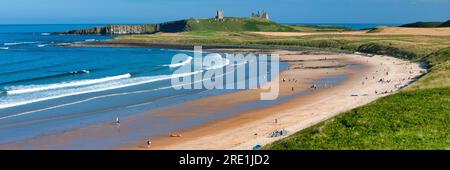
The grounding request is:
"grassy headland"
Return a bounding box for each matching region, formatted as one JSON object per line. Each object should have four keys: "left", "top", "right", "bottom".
{"left": 400, "top": 21, "right": 445, "bottom": 28}
{"left": 186, "top": 17, "right": 296, "bottom": 32}
{"left": 400, "top": 20, "right": 450, "bottom": 28}
{"left": 101, "top": 19, "right": 450, "bottom": 149}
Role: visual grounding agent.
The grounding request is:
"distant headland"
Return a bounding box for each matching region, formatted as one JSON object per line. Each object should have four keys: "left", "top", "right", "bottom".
{"left": 53, "top": 10, "right": 277, "bottom": 35}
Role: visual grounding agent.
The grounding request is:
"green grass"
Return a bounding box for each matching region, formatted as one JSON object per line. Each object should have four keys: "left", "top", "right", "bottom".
{"left": 115, "top": 32, "right": 450, "bottom": 56}
{"left": 408, "top": 47, "right": 450, "bottom": 90}
{"left": 287, "top": 24, "right": 352, "bottom": 32}
{"left": 186, "top": 17, "right": 296, "bottom": 32}
{"left": 400, "top": 20, "right": 450, "bottom": 28}
{"left": 185, "top": 18, "right": 354, "bottom": 32}
{"left": 439, "top": 20, "right": 450, "bottom": 27}
{"left": 265, "top": 87, "right": 450, "bottom": 150}
{"left": 400, "top": 21, "right": 444, "bottom": 28}
{"left": 366, "top": 27, "right": 385, "bottom": 33}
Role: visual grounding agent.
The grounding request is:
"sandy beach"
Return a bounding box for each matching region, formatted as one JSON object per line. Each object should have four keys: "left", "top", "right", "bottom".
{"left": 124, "top": 50, "right": 425, "bottom": 150}
{"left": 0, "top": 48, "right": 424, "bottom": 150}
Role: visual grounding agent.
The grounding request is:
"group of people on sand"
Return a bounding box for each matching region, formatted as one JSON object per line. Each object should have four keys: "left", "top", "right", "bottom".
{"left": 378, "top": 78, "right": 392, "bottom": 83}
{"left": 282, "top": 77, "right": 320, "bottom": 92}
{"left": 365, "top": 63, "right": 418, "bottom": 95}
{"left": 375, "top": 89, "right": 393, "bottom": 95}
{"left": 282, "top": 77, "right": 301, "bottom": 92}
{"left": 270, "top": 129, "right": 288, "bottom": 138}
{"left": 282, "top": 77, "right": 300, "bottom": 83}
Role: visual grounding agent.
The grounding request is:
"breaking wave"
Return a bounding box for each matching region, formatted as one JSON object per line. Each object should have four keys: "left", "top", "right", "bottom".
{"left": 4, "top": 73, "right": 131, "bottom": 95}
{"left": 4, "top": 41, "right": 39, "bottom": 46}
{"left": 0, "top": 71, "right": 202, "bottom": 109}
{"left": 0, "top": 69, "right": 92, "bottom": 86}
{"left": 164, "top": 56, "right": 193, "bottom": 68}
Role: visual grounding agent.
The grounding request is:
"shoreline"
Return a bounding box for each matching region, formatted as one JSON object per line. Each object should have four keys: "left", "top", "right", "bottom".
{"left": 59, "top": 40, "right": 351, "bottom": 54}
{"left": 117, "top": 49, "right": 424, "bottom": 150}
{"left": 119, "top": 51, "right": 358, "bottom": 149}
{"left": 0, "top": 44, "right": 425, "bottom": 150}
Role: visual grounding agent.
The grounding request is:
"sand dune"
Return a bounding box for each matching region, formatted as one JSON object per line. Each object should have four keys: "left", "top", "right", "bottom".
{"left": 251, "top": 27, "right": 450, "bottom": 37}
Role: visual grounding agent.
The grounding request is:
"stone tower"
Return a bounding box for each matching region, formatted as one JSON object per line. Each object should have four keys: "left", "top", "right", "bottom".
{"left": 216, "top": 10, "right": 224, "bottom": 21}
{"left": 251, "top": 10, "right": 269, "bottom": 20}
{"left": 262, "top": 10, "right": 269, "bottom": 20}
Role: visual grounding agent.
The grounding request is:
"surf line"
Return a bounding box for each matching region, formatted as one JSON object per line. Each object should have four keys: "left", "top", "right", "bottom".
{"left": 0, "top": 69, "right": 236, "bottom": 121}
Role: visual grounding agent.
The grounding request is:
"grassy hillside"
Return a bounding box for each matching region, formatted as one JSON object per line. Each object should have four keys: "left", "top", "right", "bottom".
{"left": 287, "top": 24, "right": 352, "bottom": 32}
{"left": 115, "top": 31, "right": 450, "bottom": 58}
{"left": 185, "top": 18, "right": 353, "bottom": 32}
{"left": 266, "top": 87, "right": 450, "bottom": 150}
{"left": 400, "top": 20, "right": 450, "bottom": 28}
{"left": 409, "top": 47, "right": 450, "bottom": 90}
{"left": 439, "top": 20, "right": 450, "bottom": 27}
{"left": 186, "top": 17, "right": 296, "bottom": 32}
{"left": 400, "top": 21, "right": 444, "bottom": 28}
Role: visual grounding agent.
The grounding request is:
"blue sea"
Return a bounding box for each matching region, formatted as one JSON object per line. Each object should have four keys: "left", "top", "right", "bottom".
{"left": 0, "top": 24, "right": 352, "bottom": 149}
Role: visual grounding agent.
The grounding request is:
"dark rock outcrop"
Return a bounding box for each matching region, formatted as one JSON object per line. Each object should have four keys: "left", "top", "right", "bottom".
{"left": 54, "top": 24, "right": 158, "bottom": 35}
{"left": 438, "top": 20, "right": 450, "bottom": 27}
{"left": 54, "top": 20, "right": 190, "bottom": 35}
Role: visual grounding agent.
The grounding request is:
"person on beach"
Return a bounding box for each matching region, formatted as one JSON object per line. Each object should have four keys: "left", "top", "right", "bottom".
{"left": 147, "top": 139, "right": 152, "bottom": 148}
{"left": 115, "top": 115, "right": 120, "bottom": 125}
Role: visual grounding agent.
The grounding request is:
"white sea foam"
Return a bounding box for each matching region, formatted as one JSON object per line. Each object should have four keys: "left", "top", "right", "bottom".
{"left": 84, "top": 39, "right": 96, "bottom": 42}
{"left": 0, "top": 47, "right": 9, "bottom": 50}
{"left": 4, "top": 73, "right": 131, "bottom": 95}
{"left": 0, "top": 71, "right": 202, "bottom": 109}
{"left": 0, "top": 69, "right": 235, "bottom": 121}
{"left": 41, "top": 33, "right": 51, "bottom": 36}
{"left": 37, "top": 44, "right": 48, "bottom": 47}
{"left": 69, "top": 69, "right": 90, "bottom": 74}
{"left": 160, "top": 49, "right": 208, "bottom": 54}
{"left": 4, "top": 41, "right": 39, "bottom": 46}
{"left": 164, "top": 56, "right": 193, "bottom": 68}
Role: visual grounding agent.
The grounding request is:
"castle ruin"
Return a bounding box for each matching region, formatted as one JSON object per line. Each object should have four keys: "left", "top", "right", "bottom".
{"left": 251, "top": 10, "right": 269, "bottom": 20}
{"left": 216, "top": 10, "right": 224, "bottom": 21}
{"left": 214, "top": 9, "right": 269, "bottom": 21}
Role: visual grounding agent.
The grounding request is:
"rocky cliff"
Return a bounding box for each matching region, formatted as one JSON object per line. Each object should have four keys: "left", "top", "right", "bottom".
{"left": 54, "top": 20, "right": 190, "bottom": 35}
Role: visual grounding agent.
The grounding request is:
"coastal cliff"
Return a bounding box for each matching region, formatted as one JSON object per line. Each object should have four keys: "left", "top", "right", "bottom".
{"left": 53, "top": 18, "right": 299, "bottom": 35}
{"left": 54, "top": 20, "right": 189, "bottom": 35}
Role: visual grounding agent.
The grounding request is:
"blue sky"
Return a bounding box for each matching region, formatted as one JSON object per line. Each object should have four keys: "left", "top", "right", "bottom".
{"left": 1, "top": 0, "right": 449, "bottom": 24}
